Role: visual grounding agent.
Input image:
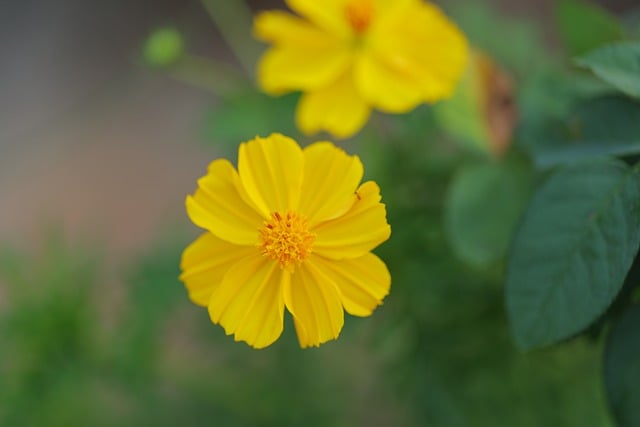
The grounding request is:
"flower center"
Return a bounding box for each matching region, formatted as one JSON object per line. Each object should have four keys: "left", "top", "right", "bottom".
{"left": 258, "top": 211, "right": 315, "bottom": 272}
{"left": 345, "top": 0, "right": 374, "bottom": 34}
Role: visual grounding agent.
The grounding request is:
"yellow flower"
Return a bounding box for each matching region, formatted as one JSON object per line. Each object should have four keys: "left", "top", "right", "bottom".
{"left": 254, "top": 0, "right": 469, "bottom": 138}
{"left": 180, "top": 133, "right": 391, "bottom": 349}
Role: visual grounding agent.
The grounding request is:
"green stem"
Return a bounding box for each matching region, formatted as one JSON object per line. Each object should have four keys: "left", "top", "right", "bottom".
{"left": 200, "top": 0, "right": 261, "bottom": 77}
{"left": 168, "top": 54, "right": 247, "bottom": 96}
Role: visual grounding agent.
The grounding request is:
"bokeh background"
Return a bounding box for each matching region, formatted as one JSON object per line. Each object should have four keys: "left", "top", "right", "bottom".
{"left": 0, "top": 0, "right": 637, "bottom": 425}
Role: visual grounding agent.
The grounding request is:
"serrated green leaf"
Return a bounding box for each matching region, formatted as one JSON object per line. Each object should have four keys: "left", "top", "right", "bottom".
{"left": 506, "top": 159, "right": 640, "bottom": 350}
{"left": 604, "top": 304, "right": 640, "bottom": 427}
{"left": 555, "top": 0, "right": 623, "bottom": 57}
{"left": 524, "top": 95, "right": 640, "bottom": 167}
{"left": 445, "top": 158, "right": 533, "bottom": 267}
{"left": 576, "top": 42, "right": 640, "bottom": 98}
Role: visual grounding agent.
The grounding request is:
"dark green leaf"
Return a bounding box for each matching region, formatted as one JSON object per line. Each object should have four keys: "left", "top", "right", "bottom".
{"left": 555, "top": 0, "right": 623, "bottom": 57}
{"left": 623, "top": 7, "right": 640, "bottom": 39}
{"left": 517, "top": 68, "right": 613, "bottom": 154}
{"left": 445, "top": 157, "right": 533, "bottom": 267}
{"left": 524, "top": 95, "right": 640, "bottom": 167}
{"left": 506, "top": 158, "right": 640, "bottom": 350}
{"left": 576, "top": 42, "right": 640, "bottom": 98}
{"left": 604, "top": 304, "right": 640, "bottom": 426}
{"left": 518, "top": 69, "right": 612, "bottom": 125}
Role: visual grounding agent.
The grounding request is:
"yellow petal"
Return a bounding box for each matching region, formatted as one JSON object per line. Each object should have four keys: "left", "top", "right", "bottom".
{"left": 310, "top": 253, "right": 390, "bottom": 316}
{"left": 238, "top": 133, "right": 304, "bottom": 216}
{"left": 312, "top": 181, "right": 391, "bottom": 259}
{"left": 284, "top": 259, "right": 344, "bottom": 348}
{"left": 186, "top": 159, "right": 264, "bottom": 245}
{"left": 255, "top": 10, "right": 350, "bottom": 95}
{"left": 370, "top": 0, "right": 415, "bottom": 19}
{"left": 284, "top": 0, "right": 351, "bottom": 37}
{"left": 257, "top": 44, "right": 351, "bottom": 94}
{"left": 179, "top": 233, "right": 255, "bottom": 306}
{"left": 208, "top": 254, "right": 285, "bottom": 349}
{"left": 254, "top": 11, "right": 337, "bottom": 48}
{"left": 354, "top": 52, "right": 424, "bottom": 113}
{"left": 367, "top": 1, "right": 468, "bottom": 103}
{"left": 296, "top": 72, "right": 371, "bottom": 138}
{"left": 299, "top": 142, "right": 363, "bottom": 225}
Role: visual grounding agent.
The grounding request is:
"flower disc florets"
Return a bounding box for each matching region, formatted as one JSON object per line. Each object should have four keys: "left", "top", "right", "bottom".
{"left": 259, "top": 211, "right": 316, "bottom": 272}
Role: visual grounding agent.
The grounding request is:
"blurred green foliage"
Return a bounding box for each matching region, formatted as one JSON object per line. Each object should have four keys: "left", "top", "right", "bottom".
{"left": 448, "top": 1, "right": 546, "bottom": 77}
{"left": 604, "top": 303, "right": 640, "bottom": 427}
{"left": 555, "top": 0, "right": 624, "bottom": 57}
{"left": 202, "top": 91, "right": 301, "bottom": 156}
{"left": 0, "top": 234, "right": 106, "bottom": 426}
{"left": 444, "top": 153, "right": 533, "bottom": 267}
{"left": 0, "top": 176, "right": 615, "bottom": 427}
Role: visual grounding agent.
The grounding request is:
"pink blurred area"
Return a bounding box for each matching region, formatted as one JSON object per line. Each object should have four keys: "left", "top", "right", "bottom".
{"left": 0, "top": 0, "right": 633, "bottom": 258}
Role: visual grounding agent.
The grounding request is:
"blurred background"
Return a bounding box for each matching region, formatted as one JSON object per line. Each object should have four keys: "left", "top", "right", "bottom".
{"left": 0, "top": 0, "right": 637, "bottom": 425}
{"left": 2, "top": 0, "right": 637, "bottom": 258}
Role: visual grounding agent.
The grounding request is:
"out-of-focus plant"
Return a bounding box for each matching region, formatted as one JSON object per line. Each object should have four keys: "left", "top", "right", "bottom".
{"left": 3, "top": 0, "right": 633, "bottom": 425}
{"left": 0, "top": 234, "right": 105, "bottom": 426}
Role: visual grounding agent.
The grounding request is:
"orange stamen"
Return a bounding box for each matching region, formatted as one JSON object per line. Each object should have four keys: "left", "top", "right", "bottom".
{"left": 345, "top": 0, "right": 375, "bottom": 34}
{"left": 258, "top": 211, "right": 316, "bottom": 272}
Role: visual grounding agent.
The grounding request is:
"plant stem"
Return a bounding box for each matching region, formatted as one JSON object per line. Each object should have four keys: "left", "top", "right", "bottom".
{"left": 200, "top": 0, "right": 261, "bottom": 78}
{"left": 168, "top": 54, "right": 247, "bottom": 96}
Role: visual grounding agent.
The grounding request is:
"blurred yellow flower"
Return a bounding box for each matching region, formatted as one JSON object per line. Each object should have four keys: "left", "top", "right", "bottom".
{"left": 180, "top": 133, "right": 391, "bottom": 349}
{"left": 254, "top": 0, "right": 469, "bottom": 138}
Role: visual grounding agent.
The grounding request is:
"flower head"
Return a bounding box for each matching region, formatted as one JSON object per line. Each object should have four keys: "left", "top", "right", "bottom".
{"left": 254, "top": 0, "right": 469, "bottom": 138}
{"left": 180, "top": 133, "right": 391, "bottom": 348}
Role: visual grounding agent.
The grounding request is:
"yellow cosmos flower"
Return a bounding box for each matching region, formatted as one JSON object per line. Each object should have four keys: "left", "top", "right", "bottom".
{"left": 180, "top": 133, "right": 391, "bottom": 349}
{"left": 254, "top": 0, "right": 469, "bottom": 138}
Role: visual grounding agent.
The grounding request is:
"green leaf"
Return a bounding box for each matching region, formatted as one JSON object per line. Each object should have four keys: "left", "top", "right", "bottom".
{"left": 518, "top": 68, "right": 612, "bottom": 125}
{"left": 506, "top": 158, "right": 640, "bottom": 350}
{"left": 524, "top": 95, "right": 640, "bottom": 167}
{"left": 555, "top": 0, "right": 623, "bottom": 57}
{"left": 434, "top": 52, "right": 517, "bottom": 157}
{"left": 604, "top": 304, "right": 640, "bottom": 427}
{"left": 623, "top": 7, "right": 640, "bottom": 39}
{"left": 576, "top": 42, "right": 640, "bottom": 98}
{"left": 445, "top": 157, "right": 533, "bottom": 267}
{"left": 433, "top": 58, "right": 490, "bottom": 154}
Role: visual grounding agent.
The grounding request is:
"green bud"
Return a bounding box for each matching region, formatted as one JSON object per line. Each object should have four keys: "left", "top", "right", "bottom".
{"left": 143, "top": 27, "right": 184, "bottom": 67}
